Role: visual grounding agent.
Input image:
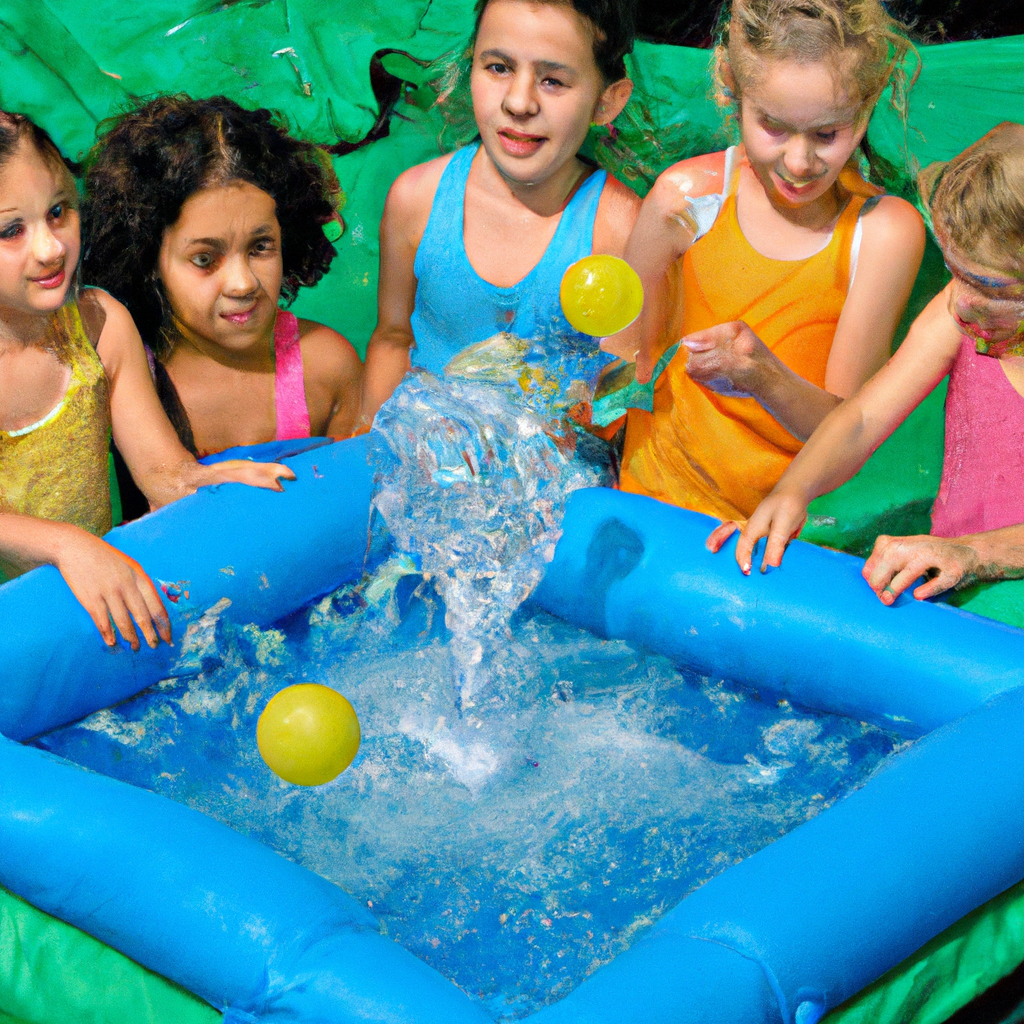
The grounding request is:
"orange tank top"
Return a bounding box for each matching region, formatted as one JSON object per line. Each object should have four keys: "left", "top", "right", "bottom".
{"left": 620, "top": 150, "right": 876, "bottom": 521}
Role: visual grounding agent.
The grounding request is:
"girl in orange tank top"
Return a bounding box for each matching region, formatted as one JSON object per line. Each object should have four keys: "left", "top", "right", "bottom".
{"left": 607, "top": 0, "right": 925, "bottom": 523}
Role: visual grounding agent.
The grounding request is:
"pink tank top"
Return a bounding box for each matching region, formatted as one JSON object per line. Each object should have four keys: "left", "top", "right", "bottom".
{"left": 930, "top": 335, "right": 1024, "bottom": 538}
{"left": 273, "top": 310, "right": 311, "bottom": 440}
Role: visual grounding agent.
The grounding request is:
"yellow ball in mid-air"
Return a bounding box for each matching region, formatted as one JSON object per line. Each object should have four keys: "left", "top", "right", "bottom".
{"left": 560, "top": 255, "right": 644, "bottom": 337}
{"left": 257, "top": 684, "right": 361, "bottom": 786}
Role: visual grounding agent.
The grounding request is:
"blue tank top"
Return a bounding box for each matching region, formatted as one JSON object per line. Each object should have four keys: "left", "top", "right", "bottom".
{"left": 410, "top": 143, "right": 613, "bottom": 407}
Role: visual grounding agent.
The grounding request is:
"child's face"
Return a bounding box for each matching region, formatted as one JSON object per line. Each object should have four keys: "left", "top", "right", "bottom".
{"left": 941, "top": 242, "right": 1024, "bottom": 355}
{"left": 0, "top": 139, "right": 79, "bottom": 319}
{"left": 738, "top": 58, "right": 866, "bottom": 210}
{"left": 471, "top": 0, "right": 615, "bottom": 187}
{"left": 158, "top": 181, "right": 283, "bottom": 355}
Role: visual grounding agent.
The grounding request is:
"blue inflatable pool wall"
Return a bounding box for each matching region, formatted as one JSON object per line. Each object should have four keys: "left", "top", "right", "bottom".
{"left": 2, "top": 436, "right": 1023, "bottom": 1023}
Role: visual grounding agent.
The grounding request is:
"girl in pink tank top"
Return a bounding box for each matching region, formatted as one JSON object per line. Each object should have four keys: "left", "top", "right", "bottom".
{"left": 716, "top": 123, "right": 1024, "bottom": 606}
{"left": 82, "top": 96, "right": 362, "bottom": 459}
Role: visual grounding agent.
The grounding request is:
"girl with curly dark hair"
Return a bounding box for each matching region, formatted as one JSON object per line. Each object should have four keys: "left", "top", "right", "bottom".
{"left": 0, "top": 109, "right": 292, "bottom": 648}
{"left": 83, "top": 95, "right": 361, "bottom": 457}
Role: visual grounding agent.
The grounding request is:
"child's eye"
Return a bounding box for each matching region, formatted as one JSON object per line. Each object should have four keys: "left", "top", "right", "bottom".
{"left": 541, "top": 76, "right": 566, "bottom": 89}
{"left": 48, "top": 203, "right": 65, "bottom": 220}
{"left": 251, "top": 239, "right": 276, "bottom": 256}
{"left": 486, "top": 61, "right": 510, "bottom": 75}
{"left": 190, "top": 252, "right": 214, "bottom": 268}
{"left": 0, "top": 221, "right": 23, "bottom": 240}
{"left": 816, "top": 130, "right": 838, "bottom": 144}
{"left": 761, "top": 123, "right": 787, "bottom": 139}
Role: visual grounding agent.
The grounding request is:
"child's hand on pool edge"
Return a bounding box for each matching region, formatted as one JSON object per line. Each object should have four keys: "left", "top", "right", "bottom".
{"left": 705, "top": 490, "right": 809, "bottom": 575}
{"left": 862, "top": 534, "right": 980, "bottom": 605}
{"left": 53, "top": 527, "right": 172, "bottom": 650}
{"left": 190, "top": 460, "right": 297, "bottom": 493}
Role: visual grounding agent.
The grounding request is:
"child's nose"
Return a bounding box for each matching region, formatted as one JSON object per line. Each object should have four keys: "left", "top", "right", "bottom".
{"left": 32, "top": 223, "right": 65, "bottom": 265}
{"left": 502, "top": 71, "right": 539, "bottom": 118}
{"left": 222, "top": 254, "right": 259, "bottom": 295}
{"left": 783, "top": 138, "right": 816, "bottom": 180}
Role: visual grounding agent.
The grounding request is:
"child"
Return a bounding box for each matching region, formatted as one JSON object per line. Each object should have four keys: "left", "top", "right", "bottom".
{"left": 612, "top": 0, "right": 925, "bottom": 522}
{"left": 714, "top": 123, "right": 1024, "bottom": 604}
{"left": 358, "top": 0, "right": 641, "bottom": 427}
{"left": 0, "top": 111, "right": 293, "bottom": 648}
{"left": 82, "top": 96, "right": 361, "bottom": 458}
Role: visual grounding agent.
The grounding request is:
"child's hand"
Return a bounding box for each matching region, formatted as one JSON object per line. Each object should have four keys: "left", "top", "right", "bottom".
{"left": 54, "top": 529, "right": 171, "bottom": 651}
{"left": 863, "top": 534, "right": 978, "bottom": 605}
{"left": 196, "top": 460, "right": 297, "bottom": 493}
{"left": 706, "top": 490, "right": 809, "bottom": 574}
{"left": 681, "top": 321, "right": 774, "bottom": 397}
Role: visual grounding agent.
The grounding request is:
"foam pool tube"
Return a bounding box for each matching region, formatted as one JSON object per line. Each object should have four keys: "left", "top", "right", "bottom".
{"left": 0, "top": 735, "right": 490, "bottom": 1024}
{"left": 532, "top": 487, "right": 1024, "bottom": 736}
{"left": 0, "top": 436, "right": 377, "bottom": 741}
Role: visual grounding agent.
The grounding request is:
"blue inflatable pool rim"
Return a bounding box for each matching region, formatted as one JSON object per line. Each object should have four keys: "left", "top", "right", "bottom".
{"left": 1, "top": 436, "right": 1023, "bottom": 1024}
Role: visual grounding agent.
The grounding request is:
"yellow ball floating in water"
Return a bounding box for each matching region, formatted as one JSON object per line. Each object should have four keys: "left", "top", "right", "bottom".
{"left": 560, "top": 254, "right": 644, "bottom": 337}
{"left": 257, "top": 684, "right": 361, "bottom": 786}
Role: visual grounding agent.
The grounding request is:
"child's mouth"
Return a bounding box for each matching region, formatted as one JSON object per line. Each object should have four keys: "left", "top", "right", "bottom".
{"left": 31, "top": 268, "right": 65, "bottom": 290}
{"left": 497, "top": 129, "right": 546, "bottom": 157}
{"left": 221, "top": 306, "right": 257, "bottom": 326}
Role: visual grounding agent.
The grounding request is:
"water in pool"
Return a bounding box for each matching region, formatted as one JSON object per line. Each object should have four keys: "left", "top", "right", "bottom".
{"left": 38, "top": 373, "right": 905, "bottom": 1020}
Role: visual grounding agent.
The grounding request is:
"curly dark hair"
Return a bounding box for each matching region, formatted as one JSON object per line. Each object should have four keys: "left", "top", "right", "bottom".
{"left": 82, "top": 94, "right": 341, "bottom": 355}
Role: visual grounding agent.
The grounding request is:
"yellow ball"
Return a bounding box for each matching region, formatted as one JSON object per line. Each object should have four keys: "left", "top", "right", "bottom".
{"left": 257, "top": 684, "right": 361, "bottom": 786}
{"left": 559, "top": 255, "right": 644, "bottom": 337}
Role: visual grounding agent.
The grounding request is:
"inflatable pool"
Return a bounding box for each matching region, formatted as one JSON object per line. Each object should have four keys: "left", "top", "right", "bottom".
{"left": 3, "top": 435, "right": 1024, "bottom": 1023}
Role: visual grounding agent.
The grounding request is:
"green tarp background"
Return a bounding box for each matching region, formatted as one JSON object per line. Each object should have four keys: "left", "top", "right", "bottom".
{"left": 1, "top": 2, "right": 1023, "bottom": 1021}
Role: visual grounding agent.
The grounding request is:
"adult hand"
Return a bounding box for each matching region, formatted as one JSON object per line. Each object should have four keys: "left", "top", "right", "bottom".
{"left": 705, "top": 489, "right": 809, "bottom": 574}
{"left": 54, "top": 529, "right": 171, "bottom": 650}
{"left": 863, "top": 534, "right": 979, "bottom": 605}
{"left": 681, "top": 321, "right": 776, "bottom": 398}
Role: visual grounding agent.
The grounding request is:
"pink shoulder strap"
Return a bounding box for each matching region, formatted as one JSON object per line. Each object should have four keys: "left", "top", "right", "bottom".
{"left": 273, "top": 310, "right": 312, "bottom": 440}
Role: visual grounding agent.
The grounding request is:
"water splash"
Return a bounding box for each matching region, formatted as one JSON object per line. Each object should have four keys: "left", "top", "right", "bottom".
{"left": 370, "top": 371, "right": 612, "bottom": 713}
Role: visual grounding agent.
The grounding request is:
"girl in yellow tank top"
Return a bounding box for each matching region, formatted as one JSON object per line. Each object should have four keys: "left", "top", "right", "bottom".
{"left": 608, "top": 0, "right": 926, "bottom": 525}
{"left": 0, "top": 112, "right": 293, "bottom": 649}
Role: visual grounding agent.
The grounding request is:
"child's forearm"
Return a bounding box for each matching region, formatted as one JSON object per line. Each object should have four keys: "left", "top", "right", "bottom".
{"left": 751, "top": 358, "right": 844, "bottom": 442}
{"left": 0, "top": 512, "right": 73, "bottom": 574}
{"left": 357, "top": 334, "right": 413, "bottom": 431}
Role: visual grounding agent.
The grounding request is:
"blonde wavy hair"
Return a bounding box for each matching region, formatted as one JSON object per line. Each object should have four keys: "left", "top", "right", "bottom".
{"left": 715, "top": 0, "right": 917, "bottom": 125}
{"left": 921, "top": 122, "right": 1024, "bottom": 272}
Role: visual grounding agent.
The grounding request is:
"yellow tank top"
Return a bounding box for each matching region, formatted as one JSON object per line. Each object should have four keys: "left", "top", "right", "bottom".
{"left": 620, "top": 151, "right": 878, "bottom": 521}
{"left": 0, "top": 300, "right": 112, "bottom": 542}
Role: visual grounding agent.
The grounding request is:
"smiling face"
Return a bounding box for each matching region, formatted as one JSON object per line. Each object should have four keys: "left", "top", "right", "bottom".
{"left": 0, "top": 138, "right": 79, "bottom": 320}
{"left": 738, "top": 58, "right": 867, "bottom": 210}
{"left": 940, "top": 240, "right": 1024, "bottom": 354}
{"left": 470, "top": 0, "right": 624, "bottom": 188}
{"left": 157, "top": 180, "right": 282, "bottom": 357}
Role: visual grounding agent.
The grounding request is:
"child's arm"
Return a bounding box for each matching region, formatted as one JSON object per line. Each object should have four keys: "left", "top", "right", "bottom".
{"left": 0, "top": 513, "right": 170, "bottom": 651}
{"left": 708, "top": 288, "right": 963, "bottom": 572}
{"left": 682, "top": 197, "right": 926, "bottom": 443}
{"left": 607, "top": 155, "right": 724, "bottom": 371}
{"left": 91, "top": 290, "right": 295, "bottom": 502}
{"left": 357, "top": 161, "right": 442, "bottom": 431}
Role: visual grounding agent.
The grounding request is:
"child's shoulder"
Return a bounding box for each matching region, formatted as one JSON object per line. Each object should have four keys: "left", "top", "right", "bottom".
{"left": 78, "top": 287, "right": 135, "bottom": 351}
{"left": 858, "top": 194, "right": 925, "bottom": 255}
{"left": 387, "top": 151, "right": 459, "bottom": 215}
{"left": 296, "top": 318, "right": 361, "bottom": 379}
{"left": 651, "top": 151, "right": 730, "bottom": 202}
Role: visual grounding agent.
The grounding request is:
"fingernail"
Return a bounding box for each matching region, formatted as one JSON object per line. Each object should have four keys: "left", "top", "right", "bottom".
{"left": 742, "top": 563, "right": 751, "bottom": 574}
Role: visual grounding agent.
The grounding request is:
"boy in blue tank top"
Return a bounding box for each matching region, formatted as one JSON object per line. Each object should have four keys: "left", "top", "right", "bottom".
{"left": 357, "top": 0, "right": 640, "bottom": 428}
